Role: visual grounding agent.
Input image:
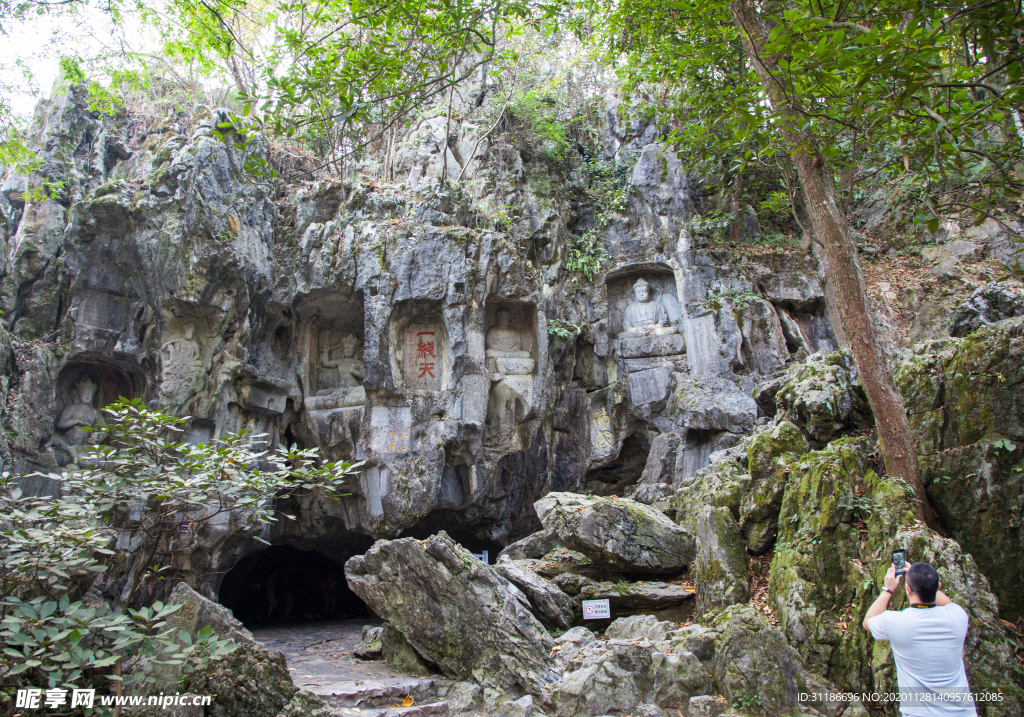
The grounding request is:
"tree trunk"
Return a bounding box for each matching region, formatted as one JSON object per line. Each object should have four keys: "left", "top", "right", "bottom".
{"left": 727, "top": 0, "right": 939, "bottom": 529}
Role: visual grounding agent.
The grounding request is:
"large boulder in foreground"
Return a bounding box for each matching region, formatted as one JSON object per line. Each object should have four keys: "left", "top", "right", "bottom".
{"left": 345, "top": 533, "right": 557, "bottom": 702}
{"left": 692, "top": 506, "right": 750, "bottom": 616}
{"left": 166, "top": 583, "right": 330, "bottom": 717}
{"left": 536, "top": 493, "right": 695, "bottom": 574}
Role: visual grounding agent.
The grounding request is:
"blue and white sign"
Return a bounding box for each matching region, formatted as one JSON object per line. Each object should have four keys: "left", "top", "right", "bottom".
{"left": 582, "top": 599, "right": 611, "bottom": 620}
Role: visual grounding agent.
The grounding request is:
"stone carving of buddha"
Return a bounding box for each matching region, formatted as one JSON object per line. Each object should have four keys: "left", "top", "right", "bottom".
{"left": 485, "top": 308, "right": 534, "bottom": 376}
{"left": 306, "top": 332, "right": 366, "bottom": 411}
{"left": 619, "top": 278, "right": 677, "bottom": 338}
{"left": 160, "top": 323, "right": 202, "bottom": 406}
{"left": 52, "top": 377, "right": 108, "bottom": 465}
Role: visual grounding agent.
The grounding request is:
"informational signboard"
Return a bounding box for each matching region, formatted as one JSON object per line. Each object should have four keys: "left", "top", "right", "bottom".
{"left": 582, "top": 599, "right": 611, "bottom": 620}
{"left": 178, "top": 524, "right": 191, "bottom": 532}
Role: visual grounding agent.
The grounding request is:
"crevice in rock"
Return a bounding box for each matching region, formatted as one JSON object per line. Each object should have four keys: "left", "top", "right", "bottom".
{"left": 584, "top": 431, "right": 651, "bottom": 496}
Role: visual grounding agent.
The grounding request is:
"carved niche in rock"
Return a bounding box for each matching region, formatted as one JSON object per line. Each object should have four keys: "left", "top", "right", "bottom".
{"left": 159, "top": 323, "right": 205, "bottom": 409}
{"left": 484, "top": 302, "right": 537, "bottom": 449}
{"left": 608, "top": 268, "right": 684, "bottom": 359}
{"left": 390, "top": 301, "right": 449, "bottom": 392}
{"left": 51, "top": 357, "right": 145, "bottom": 466}
{"left": 305, "top": 328, "right": 366, "bottom": 411}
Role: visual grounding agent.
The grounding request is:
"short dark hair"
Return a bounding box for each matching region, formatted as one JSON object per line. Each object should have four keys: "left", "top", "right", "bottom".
{"left": 906, "top": 562, "right": 940, "bottom": 603}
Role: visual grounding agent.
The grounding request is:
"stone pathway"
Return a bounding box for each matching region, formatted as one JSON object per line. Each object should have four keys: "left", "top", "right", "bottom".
{"left": 251, "top": 620, "right": 452, "bottom": 716}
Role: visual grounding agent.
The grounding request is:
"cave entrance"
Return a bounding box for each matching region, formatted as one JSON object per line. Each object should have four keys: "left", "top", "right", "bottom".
{"left": 218, "top": 545, "right": 370, "bottom": 626}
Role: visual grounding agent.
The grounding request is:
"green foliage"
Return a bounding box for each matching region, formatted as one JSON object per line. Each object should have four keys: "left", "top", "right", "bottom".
{"left": 547, "top": 318, "right": 584, "bottom": 341}
{"left": 0, "top": 398, "right": 358, "bottom": 696}
{"left": 593, "top": 0, "right": 1024, "bottom": 237}
{"left": 508, "top": 85, "right": 575, "bottom": 160}
{"left": 565, "top": 228, "right": 610, "bottom": 281}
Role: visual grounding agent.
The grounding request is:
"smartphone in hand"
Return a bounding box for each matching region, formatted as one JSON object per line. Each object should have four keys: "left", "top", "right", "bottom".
{"left": 892, "top": 548, "right": 907, "bottom": 578}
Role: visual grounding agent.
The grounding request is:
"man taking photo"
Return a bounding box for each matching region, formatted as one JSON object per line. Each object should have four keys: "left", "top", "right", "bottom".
{"left": 863, "top": 561, "right": 976, "bottom": 716}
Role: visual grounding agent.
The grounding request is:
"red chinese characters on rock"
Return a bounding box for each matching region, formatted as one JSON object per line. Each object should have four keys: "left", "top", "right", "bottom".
{"left": 416, "top": 333, "right": 436, "bottom": 378}
{"left": 406, "top": 326, "right": 442, "bottom": 389}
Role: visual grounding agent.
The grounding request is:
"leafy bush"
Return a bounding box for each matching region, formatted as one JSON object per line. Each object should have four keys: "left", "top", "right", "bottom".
{"left": 0, "top": 398, "right": 358, "bottom": 705}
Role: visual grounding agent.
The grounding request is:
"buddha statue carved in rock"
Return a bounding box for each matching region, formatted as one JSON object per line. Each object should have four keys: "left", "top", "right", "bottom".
{"left": 52, "top": 377, "right": 108, "bottom": 465}
{"left": 485, "top": 308, "right": 534, "bottom": 376}
{"left": 305, "top": 332, "right": 366, "bottom": 411}
{"left": 619, "top": 277, "right": 677, "bottom": 338}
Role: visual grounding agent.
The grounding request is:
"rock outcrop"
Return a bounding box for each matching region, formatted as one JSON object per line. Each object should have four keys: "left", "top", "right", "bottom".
{"left": 536, "top": 492, "right": 695, "bottom": 574}
{"left": 344, "top": 533, "right": 557, "bottom": 702}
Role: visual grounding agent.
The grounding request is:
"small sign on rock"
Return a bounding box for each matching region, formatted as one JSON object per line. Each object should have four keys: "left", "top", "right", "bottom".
{"left": 582, "top": 599, "right": 611, "bottom": 620}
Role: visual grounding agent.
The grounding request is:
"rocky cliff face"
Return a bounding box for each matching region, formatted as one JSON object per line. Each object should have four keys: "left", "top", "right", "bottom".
{"left": 0, "top": 84, "right": 838, "bottom": 588}
{"left": 4, "top": 79, "right": 1023, "bottom": 716}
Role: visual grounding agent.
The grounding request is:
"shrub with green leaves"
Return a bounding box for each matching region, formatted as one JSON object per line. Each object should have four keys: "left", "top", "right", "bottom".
{"left": 0, "top": 398, "right": 358, "bottom": 706}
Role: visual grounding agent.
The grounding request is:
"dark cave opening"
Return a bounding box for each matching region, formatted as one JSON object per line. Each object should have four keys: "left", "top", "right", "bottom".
{"left": 218, "top": 544, "right": 371, "bottom": 626}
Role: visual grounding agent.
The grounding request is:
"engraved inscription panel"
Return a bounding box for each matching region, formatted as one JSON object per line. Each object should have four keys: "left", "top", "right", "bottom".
{"left": 405, "top": 324, "right": 442, "bottom": 391}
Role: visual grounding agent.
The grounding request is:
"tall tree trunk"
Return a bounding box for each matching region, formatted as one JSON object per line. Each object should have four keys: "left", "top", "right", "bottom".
{"left": 728, "top": 0, "right": 939, "bottom": 529}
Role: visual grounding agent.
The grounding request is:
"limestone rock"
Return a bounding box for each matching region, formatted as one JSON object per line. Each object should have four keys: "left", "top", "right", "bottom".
{"left": 949, "top": 281, "right": 1024, "bottom": 337}
{"left": 498, "top": 528, "right": 562, "bottom": 561}
{"left": 552, "top": 640, "right": 653, "bottom": 717}
{"left": 496, "top": 556, "right": 576, "bottom": 630}
{"left": 774, "top": 350, "right": 867, "bottom": 441}
{"left": 692, "top": 506, "right": 750, "bottom": 616}
{"left": 740, "top": 421, "right": 807, "bottom": 552}
{"left": 604, "top": 615, "right": 671, "bottom": 642}
{"left": 344, "top": 533, "right": 557, "bottom": 701}
{"left": 550, "top": 626, "right": 598, "bottom": 673}
{"left": 648, "top": 651, "right": 714, "bottom": 711}
{"left": 381, "top": 623, "right": 435, "bottom": 677}
{"left": 166, "top": 584, "right": 330, "bottom": 717}
{"left": 578, "top": 581, "right": 695, "bottom": 620}
{"left": 673, "top": 375, "right": 758, "bottom": 434}
{"left": 353, "top": 625, "right": 383, "bottom": 659}
{"left": 536, "top": 492, "right": 695, "bottom": 574}
{"left": 896, "top": 318, "right": 1024, "bottom": 618}
{"left": 672, "top": 441, "right": 750, "bottom": 527}
{"left": 552, "top": 571, "right": 599, "bottom": 596}
{"left": 710, "top": 606, "right": 807, "bottom": 716}
{"left": 768, "top": 438, "right": 917, "bottom": 687}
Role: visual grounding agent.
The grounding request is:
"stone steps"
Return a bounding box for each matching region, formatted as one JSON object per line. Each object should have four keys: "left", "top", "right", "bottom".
{"left": 314, "top": 676, "right": 442, "bottom": 710}
{"left": 327, "top": 699, "right": 453, "bottom": 717}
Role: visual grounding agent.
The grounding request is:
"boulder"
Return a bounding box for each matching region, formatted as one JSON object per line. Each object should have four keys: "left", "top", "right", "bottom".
{"left": 648, "top": 651, "right": 714, "bottom": 710}
{"left": 774, "top": 350, "right": 867, "bottom": 441}
{"left": 537, "top": 492, "right": 695, "bottom": 574}
{"left": 896, "top": 318, "right": 1024, "bottom": 619}
{"left": 692, "top": 506, "right": 751, "bottom": 616}
{"left": 498, "top": 528, "right": 562, "bottom": 561}
{"left": 578, "top": 581, "right": 695, "bottom": 620}
{"left": 496, "top": 556, "right": 576, "bottom": 630}
{"left": 710, "top": 606, "right": 807, "bottom": 716}
{"left": 948, "top": 281, "right": 1024, "bottom": 337}
{"left": 741, "top": 421, "right": 807, "bottom": 552}
{"left": 353, "top": 625, "right": 383, "bottom": 659}
{"left": 381, "top": 623, "right": 435, "bottom": 677}
{"left": 552, "top": 640, "right": 653, "bottom": 717}
{"left": 166, "top": 584, "right": 330, "bottom": 717}
{"left": 673, "top": 375, "right": 759, "bottom": 434}
{"left": 550, "top": 626, "right": 598, "bottom": 672}
{"left": 604, "top": 615, "right": 671, "bottom": 642}
{"left": 344, "top": 533, "right": 557, "bottom": 702}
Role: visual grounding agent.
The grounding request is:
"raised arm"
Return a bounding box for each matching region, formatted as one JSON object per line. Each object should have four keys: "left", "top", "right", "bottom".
{"left": 863, "top": 565, "right": 900, "bottom": 631}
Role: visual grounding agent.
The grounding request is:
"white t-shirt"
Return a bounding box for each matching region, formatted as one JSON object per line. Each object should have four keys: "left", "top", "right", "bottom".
{"left": 868, "top": 603, "right": 977, "bottom": 717}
